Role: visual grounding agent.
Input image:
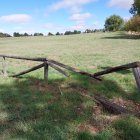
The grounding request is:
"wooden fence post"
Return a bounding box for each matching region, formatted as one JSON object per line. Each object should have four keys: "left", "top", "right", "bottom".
{"left": 44, "top": 62, "right": 49, "bottom": 82}
{"left": 2, "top": 56, "right": 7, "bottom": 76}
{"left": 132, "top": 67, "right": 140, "bottom": 91}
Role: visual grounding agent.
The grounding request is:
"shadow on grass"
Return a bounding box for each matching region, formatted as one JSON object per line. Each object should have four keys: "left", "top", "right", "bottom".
{"left": 0, "top": 74, "right": 139, "bottom": 139}
{"left": 0, "top": 76, "right": 95, "bottom": 139}
{"left": 98, "top": 66, "right": 132, "bottom": 75}
{"left": 102, "top": 33, "right": 140, "bottom": 40}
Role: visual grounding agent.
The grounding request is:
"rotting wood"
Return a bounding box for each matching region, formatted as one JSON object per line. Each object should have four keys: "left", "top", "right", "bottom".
{"left": 0, "top": 54, "right": 101, "bottom": 81}
{"left": 94, "top": 94, "right": 131, "bottom": 114}
{"left": 0, "top": 54, "right": 46, "bottom": 62}
{"left": 10, "top": 63, "right": 45, "bottom": 77}
{"left": 44, "top": 62, "right": 49, "bottom": 81}
{"left": 1, "top": 54, "right": 140, "bottom": 85}
{"left": 2, "top": 56, "right": 7, "bottom": 76}
{"left": 132, "top": 67, "right": 140, "bottom": 91}
{"left": 79, "top": 92, "right": 140, "bottom": 118}
{"left": 135, "top": 112, "right": 140, "bottom": 118}
{"left": 47, "top": 62, "right": 69, "bottom": 77}
{"left": 93, "top": 62, "right": 140, "bottom": 77}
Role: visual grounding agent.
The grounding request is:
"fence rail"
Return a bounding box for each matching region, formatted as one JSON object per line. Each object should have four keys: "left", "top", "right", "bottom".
{"left": 0, "top": 54, "right": 140, "bottom": 91}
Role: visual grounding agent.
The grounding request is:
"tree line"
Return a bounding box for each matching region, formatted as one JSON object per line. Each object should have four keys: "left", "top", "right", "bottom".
{"left": 0, "top": 29, "right": 106, "bottom": 38}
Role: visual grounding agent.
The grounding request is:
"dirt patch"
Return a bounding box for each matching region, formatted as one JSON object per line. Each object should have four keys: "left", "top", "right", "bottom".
{"left": 31, "top": 80, "right": 59, "bottom": 94}
{"left": 78, "top": 123, "right": 100, "bottom": 135}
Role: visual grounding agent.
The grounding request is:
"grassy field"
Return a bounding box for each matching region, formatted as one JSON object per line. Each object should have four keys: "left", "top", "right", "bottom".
{"left": 0, "top": 32, "right": 140, "bottom": 140}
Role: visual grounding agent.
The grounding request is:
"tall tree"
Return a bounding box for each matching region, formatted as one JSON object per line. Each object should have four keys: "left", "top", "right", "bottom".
{"left": 130, "top": 0, "right": 140, "bottom": 15}
{"left": 104, "top": 15, "right": 124, "bottom": 31}
{"left": 125, "top": 15, "right": 140, "bottom": 32}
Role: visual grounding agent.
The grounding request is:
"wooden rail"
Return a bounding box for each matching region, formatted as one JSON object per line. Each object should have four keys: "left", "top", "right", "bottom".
{"left": 0, "top": 54, "right": 101, "bottom": 82}
{"left": 0, "top": 54, "right": 140, "bottom": 91}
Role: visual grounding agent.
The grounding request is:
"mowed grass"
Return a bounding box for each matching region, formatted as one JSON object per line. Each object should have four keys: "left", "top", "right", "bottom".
{"left": 0, "top": 32, "right": 140, "bottom": 140}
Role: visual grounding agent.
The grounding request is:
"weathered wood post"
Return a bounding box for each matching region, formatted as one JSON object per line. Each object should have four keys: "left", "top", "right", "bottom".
{"left": 132, "top": 67, "right": 140, "bottom": 91}
{"left": 2, "top": 56, "right": 7, "bottom": 76}
{"left": 44, "top": 61, "right": 49, "bottom": 82}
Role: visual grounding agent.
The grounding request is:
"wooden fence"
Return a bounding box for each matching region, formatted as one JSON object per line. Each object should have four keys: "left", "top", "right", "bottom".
{"left": 0, "top": 54, "right": 140, "bottom": 91}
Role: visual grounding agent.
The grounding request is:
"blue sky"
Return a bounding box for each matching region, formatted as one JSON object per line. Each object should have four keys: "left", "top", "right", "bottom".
{"left": 0, "top": 0, "right": 133, "bottom": 35}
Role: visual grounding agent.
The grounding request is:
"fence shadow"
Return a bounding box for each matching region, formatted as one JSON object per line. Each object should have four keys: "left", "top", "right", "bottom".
{"left": 102, "top": 33, "right": 140, "bottom": 40}
{"left": 0, "top": 75, "right": 139, "bottom": 139}
{"left": 98, "top": 66, "right": 132, "bottom": 75}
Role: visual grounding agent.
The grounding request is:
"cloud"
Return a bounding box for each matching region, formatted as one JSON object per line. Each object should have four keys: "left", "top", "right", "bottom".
{"left": 49, "top": 0, "right": 97, "bottom": 13}
{"left": 0, "top": 28, "right": 5, "bottom": 32}
{"left": 108, "top": 0, "right": 134, "bottom": 9}
{"left": 70, "top": 13, "right": 92, "bottom": 22}
{"left": 0, "top": 14, "right": 32, "bottom": 23}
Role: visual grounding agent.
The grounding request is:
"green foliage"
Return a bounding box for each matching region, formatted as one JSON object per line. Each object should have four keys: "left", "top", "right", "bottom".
{"left": 113, "top": 116, "right": 140, "bottom": 140}
{"left": 13, "top": 32, "right": 31, "bottom": 37}
{"left": 64, "top": 30, "right": 81, "bottom": 35}
{"left": 105, "top": 15, "right": 124, "bottom": 31}
{"left": 130, "top": 0, "right": 140, "bottom": 15}
{"left": 56, "top": 32, "right": 61, "bottom": 35}
{"left": 34, "top": 33, "right": 44, "bottom": 36}
{"left": 48, "top": 32, "right": 54, "bottom": 36}
{"left": 0, "top": 32, "right": 11, "bottom": 37}
{"left": 125, "top": 15, "right": 140, "bottom": 32}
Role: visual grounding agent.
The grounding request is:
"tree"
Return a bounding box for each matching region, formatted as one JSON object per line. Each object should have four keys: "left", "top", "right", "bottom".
{"left": 56, "top": 32, "right": 60, "bottom": 35}
{"left": 13, "top": 32, "right": 20, "bottom": 37}
{"left": 64, "top": 31, "right": 72, "bottom": 35}
{"left": 125, "top": 15, "right": 140, "bottom": 32}
{"left": 34, "top": 33, "right": 44, "bottom": 36}
{"left": 130, "top": 0, "right": 140, "bottom": 15}
{"left": 0, "top": 32, "right": 11, "bottom": 37}
{"left": 64, "top": 30, "right": 81, "bottom": 35}
{"left": 104, "top": 15, "right": 124, "bottom": 31}
{"left": 24, "top": 33, "right": 29, "bottom": 36}
{"left": 48, "top": 32, "right": 54, "bottom": 36}
{"left": 85, "top": 29, "right": 93, "bottom": 33}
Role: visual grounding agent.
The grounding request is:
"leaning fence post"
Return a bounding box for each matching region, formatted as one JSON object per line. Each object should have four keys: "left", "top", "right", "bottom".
{"left": 132, "top": 67, "right": 140, "bottom": 91}
{"left": 2, "top": 56, "right": 7, "bottom": 76}
{"left": 44, "top": 61, "right": 49, "bottom": 82}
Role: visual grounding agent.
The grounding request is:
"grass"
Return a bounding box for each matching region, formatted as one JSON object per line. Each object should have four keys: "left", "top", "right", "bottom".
{"left": 0, "top": 32, "right": 140, "bottom": 139}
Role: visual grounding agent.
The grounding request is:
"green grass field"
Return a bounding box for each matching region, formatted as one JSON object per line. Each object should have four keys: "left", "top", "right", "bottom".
{"left": 0, "top": 32, "right": 140, "bottom": 140}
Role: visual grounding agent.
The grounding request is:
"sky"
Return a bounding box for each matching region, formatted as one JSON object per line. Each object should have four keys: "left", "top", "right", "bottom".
{"left": 0, "top": 0, "right": 134, "bottom": 35}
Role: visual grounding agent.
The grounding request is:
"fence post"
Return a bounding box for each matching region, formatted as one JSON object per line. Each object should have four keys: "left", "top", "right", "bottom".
{"left": 44, "top": 61, "right": 49, "bottom": 82}
{"left": 132, "top": 67, "right": 140, "bottom": 91}
{"left": 2, "top": 56, "right": 7, "bottom": 76}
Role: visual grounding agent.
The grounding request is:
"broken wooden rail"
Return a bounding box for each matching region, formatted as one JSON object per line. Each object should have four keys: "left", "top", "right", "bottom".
{"left": 0, "top": 54, "right": 140, "bottom": 90}
{"left": 0, "top": 54, "right": 101, "bottom": 82}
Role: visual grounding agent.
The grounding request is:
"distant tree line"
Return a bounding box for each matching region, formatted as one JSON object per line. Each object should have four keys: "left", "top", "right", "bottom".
{"left": 13, "top": 32, "right": 44, "bottom": 37}
{"left": 47, "top": 29, "right": 105, "bottom": 37}
{"left": 0, "top": 32, "right": 11, "bottom": 37}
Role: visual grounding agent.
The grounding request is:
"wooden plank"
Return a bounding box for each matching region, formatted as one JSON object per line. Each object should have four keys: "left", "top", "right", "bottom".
{"left": 10, "top": 63, "right": 45, "bottom": 77}
{"left": 44, "top": 62, "right": 49, "bottom": 81}
{"left": 94, "top": 94, "right": 131, "bottom": 114}
{"left": 132, "top": 67, "right": 140, "bottom": 90}
{"left": 47, "top": 62, "right": 69, "bottom": 77}
{"left": 1, "top": 54, "right": 140, "bottom": 81}
{"left": 0, "top": 54, "right": 46, "bottom": 62}
{"left": 93, "top": 62, "right": 139, "bottom": 77}
{"left": 47, "top": 60, "right": 101, "bottom": 81}
{"left": 79, "top": 92, "right": 140, "bottom": 118}
{"left": 2, "top": 57, "right": 7, "bottom": 76}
